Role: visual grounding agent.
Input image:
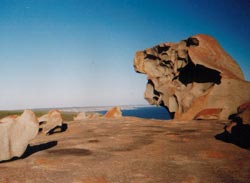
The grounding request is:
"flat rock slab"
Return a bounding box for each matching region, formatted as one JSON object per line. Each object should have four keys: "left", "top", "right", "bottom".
{"left": 0, "top": 117, "right": 249, "bottom": 183}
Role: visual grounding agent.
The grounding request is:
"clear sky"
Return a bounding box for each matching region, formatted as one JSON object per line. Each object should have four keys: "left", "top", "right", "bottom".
{"left": 0, "top": 0, "right": 249, "bottom": 110}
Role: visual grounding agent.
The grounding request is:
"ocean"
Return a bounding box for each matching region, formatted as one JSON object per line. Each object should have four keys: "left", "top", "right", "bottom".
{"left": 98, "top": 106, "right": 171, "bottom": 120}
{"left": 61, "top": 105, "right": 171, "bottom": 120}
{"left": 120, "top": 106, "right": 171, "bottom": 120}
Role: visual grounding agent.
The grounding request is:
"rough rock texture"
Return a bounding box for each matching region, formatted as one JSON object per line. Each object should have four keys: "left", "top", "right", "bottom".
{"left": 0, "top": 110, "right": 39, "bottom": 161}
{"left": 104, "top": 106, "right": 122, "bottom": 118}
{"left": 74, "top": 112, "right": 87, "bottom": 121}
{"left": 236, "top": 102, "right": 250, "bottom": 124}
{"left": 134, "top": 34, "right": 250, "bottom": 120}
{"left": 0, "top": 117, "right": 249, "bottom": 182}
{"left": 38, "top": 110, "right": 63, "bottom": 134}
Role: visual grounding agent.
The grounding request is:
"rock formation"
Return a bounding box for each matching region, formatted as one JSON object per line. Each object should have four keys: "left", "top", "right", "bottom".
{"left": 104, "top": 106, "right": 122, "bottom": 118}
{"left": 236, "top": 102, "right": 250, "bottom": 124}
{"left": 38, "top": 110, "right": 63, "bottom": 135}
{"left": 0, "top": 115, "right": 19, "bottom": 123}
{"left": 0, "top": 110, "right": 39, "bottom": 161}
{"left": 73, "top": 112, "right": 86, "bottom": 121}
{"left": 86, "top": 112, "right": 102, "bottom": 119}
{"left": 134, "top": 34, "right": 250, "bottom": 120}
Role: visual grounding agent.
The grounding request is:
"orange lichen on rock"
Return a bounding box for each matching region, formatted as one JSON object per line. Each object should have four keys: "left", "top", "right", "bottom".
{"left": 234, "top": 102, "right": 250, "bottom": 124}
{"left": 194, "top": 108, "right": 223, "bottom": 120}
{"left": 104, "top": 106, "right": 122, "bottom": 118}
{"left": 0, "top": 115, "right": 19, "bottom": 123}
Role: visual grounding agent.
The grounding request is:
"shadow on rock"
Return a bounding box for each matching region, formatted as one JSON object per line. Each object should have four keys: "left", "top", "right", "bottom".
{"left": 0, "top": 141, "right": 58, "bottom": 163}
{"left": 47, "top": 123, "right": 68, "bottom": 135}
{"left": 215, "top": 116, "right": 250, "bottom": 149}
{"left": 22, "top": 141, "right": 58, "bottom": 158}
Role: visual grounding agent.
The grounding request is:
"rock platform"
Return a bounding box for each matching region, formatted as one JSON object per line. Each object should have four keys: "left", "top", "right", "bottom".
{"left": 0, "top": 117, "right": 249, "bottom": 183}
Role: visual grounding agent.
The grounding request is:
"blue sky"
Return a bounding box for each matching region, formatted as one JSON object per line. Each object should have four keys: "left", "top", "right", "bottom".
{"left": 0, "top": 0, "right": 249, "bottom": 110}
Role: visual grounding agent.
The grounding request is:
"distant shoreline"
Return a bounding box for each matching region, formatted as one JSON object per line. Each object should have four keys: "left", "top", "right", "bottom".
{"left": 0, "top": 105, "right": 171, "bottom": 120}
{"left": 59, "top": 105, "right": 152, "bottom": 113}
{"left": 0, "top": 104, "right": 151, "bottom": 113}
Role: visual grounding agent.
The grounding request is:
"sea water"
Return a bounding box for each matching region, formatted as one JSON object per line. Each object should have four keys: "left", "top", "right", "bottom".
{"left": 61, "top": 105, "right": 171, "bottom": 120}
{"left": 100, "top": 106, "right": 171, "bottom": 120}
{"left": 122, "top": 106, "right": 171, "bottom": 120}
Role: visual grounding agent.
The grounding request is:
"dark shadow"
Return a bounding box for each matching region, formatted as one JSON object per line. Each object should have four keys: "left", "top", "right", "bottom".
{"left": 147, "top": 80, "right": 161, "bottom": 96}
{"left": 46, "top": 123, "right": 68, "bottom": 135}
{"left": 160, "top": 101, "right": 175, "bottom": 119}
{"left": 0, "top": 141, "right": 58, "bottom": 163}
{"left": 156, "top": 45, "right": 170, "bottom": 54}
{"left": 228, "top": 114, "right": 242, "bottom": 123}
{"left": 147, "top": 79, "right": 175, "bottom": 119}
{"left": 215, "top": 116, "right": 250, "bottom": 149}
{"left": 39, "top": 121, "right": 46, "bottom": 125}
{"left": 144, "top": 54, "right": 160, "bottom": 60}
{"left": 178, "top": 61, "right": 221, "bottom": 85}
{"left": 147, "top": 79, "right": 162, "bottom": 104}
{"left": 160, "top": 60, "right": 173, "bottom": 68}
{"left": 22, "top": 141, "right": 58, "bottom": 158}
{"left": 186, "top": 37, "right": 199, "bottom": 46}
{"left": 48, "top": 148, "right": 92, "bottom": 156}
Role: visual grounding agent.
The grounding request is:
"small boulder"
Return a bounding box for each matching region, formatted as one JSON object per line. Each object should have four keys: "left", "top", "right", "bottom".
{"left": 73, "top": 112, "right": 86, "bottom": 121}
{"left": 0, "top": 110, "right": 39, "bottom": 161}
{"left": 104, "top": 107, "right": 122, "bottom": 118}
{"left": 38, "top": 110, "right": 63, "bottom": 135}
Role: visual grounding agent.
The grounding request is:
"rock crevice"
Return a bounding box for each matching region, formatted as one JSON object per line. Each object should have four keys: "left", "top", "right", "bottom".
{"left": 134, "top": 34, "right": 250, "bottom": 120}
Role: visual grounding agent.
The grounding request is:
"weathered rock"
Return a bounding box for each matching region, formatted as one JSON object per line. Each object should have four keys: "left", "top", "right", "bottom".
{"left": 73, "top": 112, "right": 86, "bottom": 121}
{"left": 134, "top": 34, "right": 250, "bottom": 120}
{"left": 104, "top": 107, "right": 122, "bottom": 118}
{"left": 0, "top": 115, "right": 19, "bottom": 123}
{"left": 236, "top": 102, "right": 250, "bottom": 124}
{"left": 38, "top": 110, "right": 63, "bottom": 134}
{"left": 0, "top": 110, "right": 39, "bottom": 161}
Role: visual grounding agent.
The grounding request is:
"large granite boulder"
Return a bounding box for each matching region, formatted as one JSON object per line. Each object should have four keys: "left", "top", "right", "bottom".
{"left": 38, "top": 110, "right": 63, "bottom": 134}
{"left": 134, "top": 34, "right": 250, "bottom": 120}
{"left": 0, "top": 110, "right": 39, "bottom": 161}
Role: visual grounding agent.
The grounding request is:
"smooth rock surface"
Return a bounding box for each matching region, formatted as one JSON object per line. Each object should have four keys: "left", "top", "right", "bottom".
{"left": 0, "top": 110, "right": 39, "bottom": 161}
{"left": 0, "top": 117, "right": 249, "bottom": 183}
{"left": 134, "top": 34, "right": 250, "bottom": 120}
{"left": 38, "top": 110, "right": 63, "bottom": 134}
